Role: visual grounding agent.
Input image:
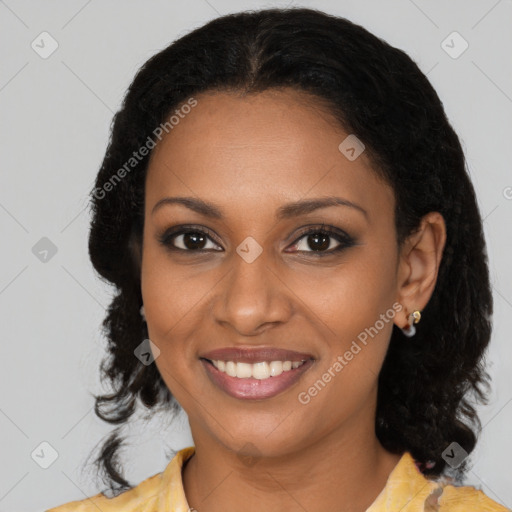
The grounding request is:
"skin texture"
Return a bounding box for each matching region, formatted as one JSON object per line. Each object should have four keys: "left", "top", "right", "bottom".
{"left": 140, "top": 88, "right": 446, "bottom": 512}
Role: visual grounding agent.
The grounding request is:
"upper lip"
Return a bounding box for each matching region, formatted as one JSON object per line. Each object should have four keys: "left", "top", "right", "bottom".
{"left": 200, "top": 346, "right": 315, "bottom": 364}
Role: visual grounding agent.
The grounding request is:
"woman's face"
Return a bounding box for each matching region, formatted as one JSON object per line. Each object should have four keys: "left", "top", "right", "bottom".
{"left": 141, "top": 88, "right": 402, "bottom": 457}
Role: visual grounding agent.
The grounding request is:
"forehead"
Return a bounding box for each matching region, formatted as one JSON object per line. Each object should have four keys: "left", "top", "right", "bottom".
{"left": 145, "top": 89, "right": 394, "bottom": 223}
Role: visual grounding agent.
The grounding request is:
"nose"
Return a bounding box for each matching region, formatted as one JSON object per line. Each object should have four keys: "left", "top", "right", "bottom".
{"left": 213, "top": 249, "right": 294, "bottom": 336}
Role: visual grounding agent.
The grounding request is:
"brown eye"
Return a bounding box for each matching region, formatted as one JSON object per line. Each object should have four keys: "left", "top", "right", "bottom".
{"left": 175, "top": 232, "right": 209, "bottom": 250}
{"left": 287, "top": 226, "right": 355, "bottom": 256}
{"left": 297, "top": 232, "right": 335, "bottom": 252}
{"left": 158, "top": 227, "right": 223, "bottom": 252}
{"left": 158, "top": 224, "right": 355, "bottom": 256}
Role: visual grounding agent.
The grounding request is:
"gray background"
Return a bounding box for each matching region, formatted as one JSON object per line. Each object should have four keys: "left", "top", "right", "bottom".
{"left": 1, "top": 1, "right": 511, "bottom": 510}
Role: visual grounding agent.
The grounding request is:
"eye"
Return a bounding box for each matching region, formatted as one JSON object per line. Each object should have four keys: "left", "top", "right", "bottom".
{"left": 158, "top": 226, "right": 222, "bottom": 252}
{"left": 158, "top": 224, "right": 355, "bottom": 256}
{"left": 287, "top": 225, "right": 355, "bottom": 256}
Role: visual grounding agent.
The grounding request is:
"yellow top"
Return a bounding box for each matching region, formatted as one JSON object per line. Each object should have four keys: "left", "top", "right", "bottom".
{"left": 46, "top": 446, "right": 508, "bottom": 512}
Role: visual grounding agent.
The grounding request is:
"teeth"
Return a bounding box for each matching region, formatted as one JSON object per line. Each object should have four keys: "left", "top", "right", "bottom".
{"left": 236, "top": 362, "right": 252, "bottom": 379}
{"left": 252, "top": 362, "right": 270, "bottom": 380}
{"left": 210, "top": 359, "right": 307, "bottom": 379}
{"left": 269, "top": 361, "right": 283, "bottom": 376}
{"left": 225, "top": 361, "right": 237, "bottom": 377}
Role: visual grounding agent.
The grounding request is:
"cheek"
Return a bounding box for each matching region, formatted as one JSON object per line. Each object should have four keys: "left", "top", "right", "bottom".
{"left": 140, "top": 246, "right": 220, "bottom": 400}
{"left": 141, "top": 243, "right": 216, "bottom": 336}
{"left": 293, "top": 241, "right": 398, "bottom": 408}
{"left": 296, "top": 278, "right": 396, "bottom": 429}
{"left": 292, "top": 241, "right": 398, "bottom": 346}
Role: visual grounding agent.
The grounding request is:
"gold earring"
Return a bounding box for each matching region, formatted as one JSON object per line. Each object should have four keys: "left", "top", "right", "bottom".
{"left": 401, "top": 310, "right": 421, "bottom": 337}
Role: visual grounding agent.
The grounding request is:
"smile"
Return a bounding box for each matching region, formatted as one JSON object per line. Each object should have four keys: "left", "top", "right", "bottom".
{"left": 210, "top": 359, "right": 307, "bottom": 379}
{"left": 201, "top": 358, "right": 314, "bottom": 400}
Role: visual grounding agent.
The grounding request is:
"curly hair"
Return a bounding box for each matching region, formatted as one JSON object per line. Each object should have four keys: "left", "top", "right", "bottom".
{"left": 86, "top": 6, "right": 493, "bottom": 496}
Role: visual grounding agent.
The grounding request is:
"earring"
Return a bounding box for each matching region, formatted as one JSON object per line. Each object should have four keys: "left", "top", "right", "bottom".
{"left": 140, "top": 305, "right": 146, "bottom": 322}
{"left": 401, "top": 310, "right": 421, "bottom": 337}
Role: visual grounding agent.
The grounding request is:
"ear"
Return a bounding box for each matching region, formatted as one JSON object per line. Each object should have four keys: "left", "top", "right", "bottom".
{"left": 394, "top": 211, "right": 447, "bottom": 329}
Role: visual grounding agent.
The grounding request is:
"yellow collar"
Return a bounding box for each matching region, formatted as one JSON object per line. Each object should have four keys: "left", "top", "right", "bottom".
{"left": 159, "top": 447, "right": 506, "bottom": 512}
{"left": 160, "top": 447, "right": 437, "bottom": 511}
{"left": 366, "top": 451, "right": 440, "bottom": 511}
{"left": 160, "top": 446, "right": 196, "bottom": 511}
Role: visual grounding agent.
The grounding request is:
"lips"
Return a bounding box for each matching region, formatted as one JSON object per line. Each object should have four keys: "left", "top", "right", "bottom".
{"left": 201, "top": 358, "right": 315, "bottom": 400}
{"left": 200, "top": 346, "right": 315, "bottom": 364}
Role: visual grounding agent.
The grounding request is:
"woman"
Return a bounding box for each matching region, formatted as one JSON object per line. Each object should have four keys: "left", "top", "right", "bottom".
{"left": 47, "top": 7, "right": 508, "bottom": 512}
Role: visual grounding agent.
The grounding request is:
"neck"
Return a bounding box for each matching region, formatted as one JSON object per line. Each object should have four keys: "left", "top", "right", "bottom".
{"left": 182, "top": 406, "right": 402, "bottom": 512}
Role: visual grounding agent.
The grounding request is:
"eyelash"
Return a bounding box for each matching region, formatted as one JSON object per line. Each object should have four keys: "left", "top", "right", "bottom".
{"left": 157, "top": 224, "right": 355, "bottom": 257}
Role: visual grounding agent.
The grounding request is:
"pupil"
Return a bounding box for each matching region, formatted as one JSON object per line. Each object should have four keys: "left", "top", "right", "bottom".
{"left": 184, "top": 232, "right": 206, "bottom": 250}
{"left": 308, "top": 233, "right": 329, "bottom": 251}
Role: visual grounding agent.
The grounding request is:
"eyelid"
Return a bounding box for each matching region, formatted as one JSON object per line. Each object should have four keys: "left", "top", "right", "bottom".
{"left": 290, "top": 223, "right": 352, "bottom": 243}
{"left": 286, "top": 224, "right": 354, "bottom": 254}
{"left": 157, "top": 224, "right": 223, "bottom": 250}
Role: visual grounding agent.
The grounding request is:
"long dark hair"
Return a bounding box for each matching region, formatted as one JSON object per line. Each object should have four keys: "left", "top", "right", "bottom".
{"left": 86, "top": 7, "right": 493, "bottom": 496}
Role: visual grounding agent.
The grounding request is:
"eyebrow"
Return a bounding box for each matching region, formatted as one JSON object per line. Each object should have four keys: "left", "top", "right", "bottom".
{"left": 151, "top": 196, "right": 368, "bottom": 221}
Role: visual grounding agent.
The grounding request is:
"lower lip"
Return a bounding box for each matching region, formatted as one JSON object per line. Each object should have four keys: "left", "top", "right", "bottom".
{"left": 201, "top": 359, "right": 314, "bottom": 400}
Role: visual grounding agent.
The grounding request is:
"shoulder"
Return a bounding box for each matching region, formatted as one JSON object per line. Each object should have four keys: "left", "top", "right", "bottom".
{"left": 45, "top": 446, "right": 196, "bottom": 512}
{"left": 369, "top": 451, "right": 509, "bottom": 512}
{"left": 45, "top": 472, "right": 162, "bottom": 512}
{"left": 437, "top": 482, "right": 509, "bottom": 512}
